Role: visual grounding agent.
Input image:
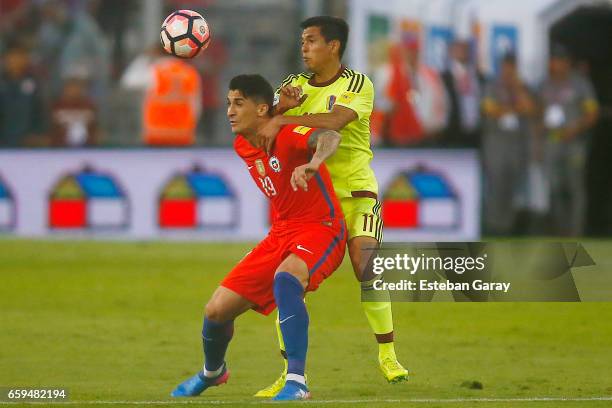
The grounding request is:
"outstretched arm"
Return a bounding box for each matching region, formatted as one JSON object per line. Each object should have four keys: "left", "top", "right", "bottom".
{"left": 260, "top": 105, "right": 356, "bottom": 153}
{"left": 278, "top": 105, "right": 357, "bottom": 131}
{"left": 290, "top": 129, "right": 341, "bottom": 192}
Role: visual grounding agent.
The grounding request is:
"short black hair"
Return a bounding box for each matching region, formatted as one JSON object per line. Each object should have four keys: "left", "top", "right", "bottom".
{"left": 300, "top": 16, "right": 349, "bottom": 58}
{"left": 228, "top": 74, "right": 274, "bottom": 116}
{"left": 550, "top": 43, "right": 570, "bottom": 60}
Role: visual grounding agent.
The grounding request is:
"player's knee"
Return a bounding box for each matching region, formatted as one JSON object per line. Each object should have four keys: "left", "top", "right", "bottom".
{"left": 348, "top": 244, "right": 365, "bottom": 281}
{"left": 348, "top": 236, "right": 377, "bottom": 282}
{"left": 205, "top": 299, "right": 228, "bottom": 323}
{"left": 275, "top": 254, "right": 308, "bottom": 288}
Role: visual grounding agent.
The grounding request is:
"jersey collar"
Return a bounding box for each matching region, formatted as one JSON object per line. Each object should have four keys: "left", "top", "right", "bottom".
{"left": 308, "top": 65, "right": 346, "bottom": 87}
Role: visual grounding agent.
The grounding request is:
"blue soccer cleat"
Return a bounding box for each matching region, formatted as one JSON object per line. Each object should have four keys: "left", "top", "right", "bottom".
{"left": 171, "top": 365, "right": 229, "bottom": 397}
{"left": 272, "top": 380, "right": 311, "bottom": 401}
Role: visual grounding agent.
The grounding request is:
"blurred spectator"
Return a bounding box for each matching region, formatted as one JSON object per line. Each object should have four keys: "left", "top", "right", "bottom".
{"left": 374, "top": 35, "right": 447, "bottom": 147}
{"left": 0, "top": 0, "right": 36, "bottom": 51}
{"left": 137, "top": 47, "right": 202, "bottom": 146}
{"left": 0, "top": 0, "right": 30, "bottom": 46}
{"left": 36, "top": 0, "right": 110, "bottom": 103}
{"left": 441, "top": 40, "right": 484, "bottom": 147}
{"left": 49, "top": 74, "right": 99, "bottom": 147}
{"left": 0, "top": 45, "right": 45, "bottom": 147}
{"left": 90, "top": 0, "right": 139, "bottom": 81}
{"left": 120, "top": 45, "right": 160, "bottom": 91}
{"left": 481, "top": 54, "right": 537, "bottom": 235}
{"left": 538, "top": 45, "right": 599, "bottom": 236}
{"left": 0, "top": 0, "right": 27, "bottom": 29}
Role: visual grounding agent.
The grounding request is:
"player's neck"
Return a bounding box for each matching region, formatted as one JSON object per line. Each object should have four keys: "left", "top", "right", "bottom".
{"left": 242, "top": 119, "right": 271, "bottom": 149}
{"left": 312, "top": 62, "right": 343, "bottom": 85}
{"left": 241, "top": 130, "right": 260, "bottom": 148}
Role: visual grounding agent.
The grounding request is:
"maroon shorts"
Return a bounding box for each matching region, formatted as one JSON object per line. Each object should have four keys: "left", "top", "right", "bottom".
{"left": 221, "top": 219, "right": 347, "bottom": 315}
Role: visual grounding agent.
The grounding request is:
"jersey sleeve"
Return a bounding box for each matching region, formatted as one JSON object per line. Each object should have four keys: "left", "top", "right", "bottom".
{"left": 333, "top": 73, "right": 374, "bottom": 120}
{"left": 275, "top": 74, "right": 300, "bottom": 96}
{"left": 274, "top": 74, "right": 298, "bottom": 107}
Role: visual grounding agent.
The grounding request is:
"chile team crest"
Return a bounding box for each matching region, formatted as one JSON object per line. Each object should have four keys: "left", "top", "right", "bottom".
{"left": 269, "top": 156, "right": 281, "bottom": 173}
{"left": 158, "top": 165, "right": 238, "bottom": 229}
{"left": 48, "top": 166, "right": 130, "bottom": 230}
{"left": 382, "top": 165, "right": 460, "bottom": 230}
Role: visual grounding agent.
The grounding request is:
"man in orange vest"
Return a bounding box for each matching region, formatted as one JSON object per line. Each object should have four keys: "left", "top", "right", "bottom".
{"left": 143, "top": 47, "right": 201, "bottom": 146}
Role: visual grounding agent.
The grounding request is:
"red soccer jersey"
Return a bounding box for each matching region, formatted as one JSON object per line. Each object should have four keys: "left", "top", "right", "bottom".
{"left": 234, "top": 124, "right": 343, "bottom": 225}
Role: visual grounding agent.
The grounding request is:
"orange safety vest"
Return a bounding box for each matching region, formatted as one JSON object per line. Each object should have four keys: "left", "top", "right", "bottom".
{"left": 143, "top": 58, "right": 201, "bottom": 146}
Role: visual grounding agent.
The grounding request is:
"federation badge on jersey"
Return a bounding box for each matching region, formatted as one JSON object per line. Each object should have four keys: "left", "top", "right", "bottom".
{"left": 293, "top": 126, "right": 312, "bottom": 135}
{"left": 326, "top": 95, "right": 337, "bottom": 111}
{"left": 269, "top": 156, "right": 281, "bottom": 173}
{"left": 338, "top": 91, "right": 356, "bottom": 105}
{"left": 255, "top": 159, "right": 266, "bottom": 176}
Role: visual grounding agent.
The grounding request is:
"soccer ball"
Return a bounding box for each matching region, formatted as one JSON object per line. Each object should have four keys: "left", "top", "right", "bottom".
{"left": 160, "top": 10, "right": 211, "bottom": 58}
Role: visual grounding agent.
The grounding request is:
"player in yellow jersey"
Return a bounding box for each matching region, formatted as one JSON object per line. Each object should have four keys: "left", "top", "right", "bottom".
{"left": 254, "top": 16, "right": 409, "bottom": 396}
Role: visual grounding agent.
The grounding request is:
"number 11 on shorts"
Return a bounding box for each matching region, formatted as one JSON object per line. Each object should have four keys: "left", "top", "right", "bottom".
{"left": 362, "top": 213, "right": 374, "bottom": 232}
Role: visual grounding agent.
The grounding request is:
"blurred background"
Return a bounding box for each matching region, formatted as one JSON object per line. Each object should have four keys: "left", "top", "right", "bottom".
{"left": 0, "top": 0, "right": 611, "bottom": 239}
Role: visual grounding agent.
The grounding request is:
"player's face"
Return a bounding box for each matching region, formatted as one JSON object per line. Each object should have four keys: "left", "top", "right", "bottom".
{"left": 227, "top": 90, "right": 259, "bottom": 134}
{"left": 549, "top": 57, "right": 570, "bottom": 78}
{"left": 301, "top": 26, "right": 336, "bottom": 71}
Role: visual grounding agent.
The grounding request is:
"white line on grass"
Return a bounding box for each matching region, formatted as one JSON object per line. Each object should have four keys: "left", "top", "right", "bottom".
{"left": 2, "top": 397, "right": 612, "bottom": 405}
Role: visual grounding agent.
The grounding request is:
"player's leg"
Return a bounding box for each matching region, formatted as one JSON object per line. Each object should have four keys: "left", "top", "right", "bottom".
{"left": 257, "top": 222, "right": 345, "bottom": 398}
{"left": 254, "top": 313, "right": 289, "bottom": 397}
{"left": 271, "top": 221, "right": 346, "bottom": 400}
{"left": 271, "top": 253, "right": 311, "bottom": 400}
{"left": 203, "top": 287, "right": 254, "bottom": 375}
{"left": 172, "top": 286, "right": 254, "bottom": 397}
{"left": 345, "top": 197, "right": 409, "bottom": 383}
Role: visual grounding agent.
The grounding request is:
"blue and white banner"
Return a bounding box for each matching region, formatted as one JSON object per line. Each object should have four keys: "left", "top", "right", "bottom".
{"left": 491, "top": 25, "right": 518, "bottom": 76}
{"left": 0, "top": 149, "right": 480, "bottom": 241}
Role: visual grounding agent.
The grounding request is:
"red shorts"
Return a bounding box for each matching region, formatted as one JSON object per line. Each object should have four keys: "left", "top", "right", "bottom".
{"left": 221, "top": 219, "right": 347, "bottom": 315}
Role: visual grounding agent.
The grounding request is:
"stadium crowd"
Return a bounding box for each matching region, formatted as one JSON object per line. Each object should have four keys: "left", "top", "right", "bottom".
{"left": 370, "top": 36, "right": 599, "bottom": 237}
{"left": 0, "top": 0, "right": 606, "bottom": 237}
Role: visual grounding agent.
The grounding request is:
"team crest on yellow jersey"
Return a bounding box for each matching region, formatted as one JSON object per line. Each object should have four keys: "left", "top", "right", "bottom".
{"left": 339, "top": 91, "right": 356, "bottom": 104}
{"left": 326, "top": 95, "right": 337, "bottom": 111}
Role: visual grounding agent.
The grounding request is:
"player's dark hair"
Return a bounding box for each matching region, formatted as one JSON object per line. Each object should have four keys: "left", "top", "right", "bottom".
{"left": 300, "top": 16, "right": 349, "bottom": 58}
{"left": 229, "top": 74, "right": 274, "bottom": 116}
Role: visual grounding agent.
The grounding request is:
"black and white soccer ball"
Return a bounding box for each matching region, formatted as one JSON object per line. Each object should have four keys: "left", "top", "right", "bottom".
{"left": 160, "top": 10, "right": 211, "bottom": 58}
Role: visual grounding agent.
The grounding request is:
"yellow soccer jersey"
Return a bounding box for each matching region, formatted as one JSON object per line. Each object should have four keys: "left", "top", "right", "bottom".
{"left": 277, "top": 67, "right": 378, "bottom": 198}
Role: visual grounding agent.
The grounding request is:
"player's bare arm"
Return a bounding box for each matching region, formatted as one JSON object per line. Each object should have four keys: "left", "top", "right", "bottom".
{"left": 290, "top": 129, "right": 340, "bottom": 192}
{"left": 280, "top": 105, "right": 356, "bottom": 131}
{"left": 260, "top": 105, "right": 356, "bottom": 153}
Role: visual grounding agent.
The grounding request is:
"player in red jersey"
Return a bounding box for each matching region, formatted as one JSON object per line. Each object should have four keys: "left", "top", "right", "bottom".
{"left": 171, "top": 74, "right": 347, "bottom": 401}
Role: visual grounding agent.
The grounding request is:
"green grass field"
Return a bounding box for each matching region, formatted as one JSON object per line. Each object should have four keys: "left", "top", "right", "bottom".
{"left": 1, "top": 240, "right": 612, "bottom": 407}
